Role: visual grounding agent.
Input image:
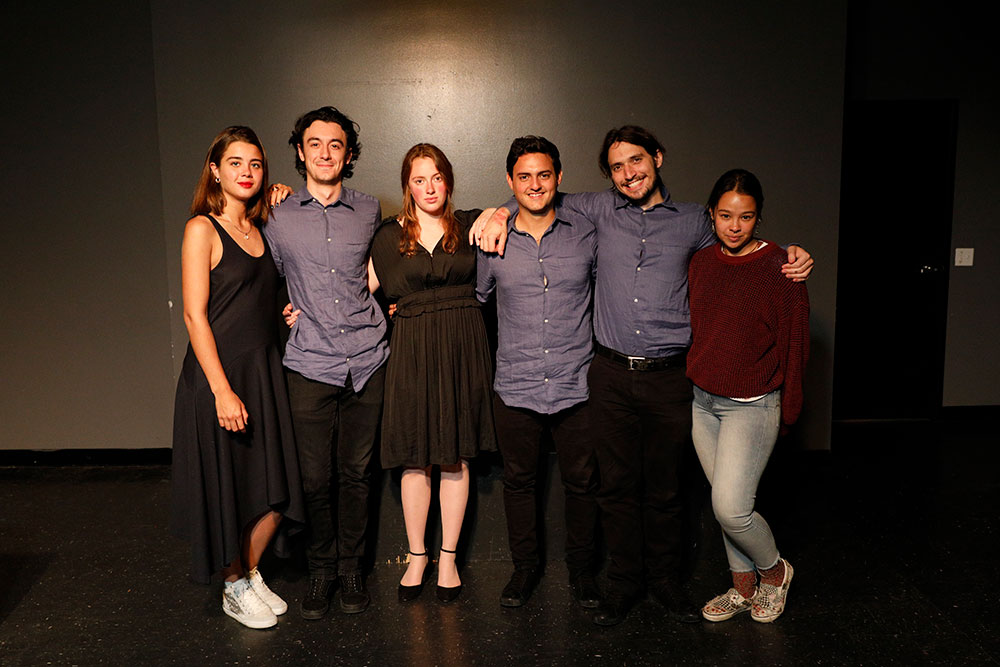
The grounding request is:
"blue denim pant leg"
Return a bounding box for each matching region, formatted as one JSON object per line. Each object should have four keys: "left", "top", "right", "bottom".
{"left": 691, "top": 386, "right": 781, "bottom": 573}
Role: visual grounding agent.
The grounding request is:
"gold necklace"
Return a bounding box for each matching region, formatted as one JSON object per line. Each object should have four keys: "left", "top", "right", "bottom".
{"left": 723, "top": 239, "right": 760, "bottom": 257}
{"left": 218, "top": 215, "right": 252, "bottom": 240}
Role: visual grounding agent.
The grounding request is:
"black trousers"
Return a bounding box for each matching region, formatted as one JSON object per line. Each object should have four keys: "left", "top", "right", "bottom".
{"left": 493, "top": 395, "right": 598, "bottom": 576}
{"left": 587, "top": 354, "right": 693, "bottom": 597}
{"left": 286, "top": 365, "right": 385, "bottom": 577}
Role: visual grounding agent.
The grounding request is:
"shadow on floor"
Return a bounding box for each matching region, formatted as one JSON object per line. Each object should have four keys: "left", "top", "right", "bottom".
{"left": 0, "top": 552, "right": 53, "bottom": 626}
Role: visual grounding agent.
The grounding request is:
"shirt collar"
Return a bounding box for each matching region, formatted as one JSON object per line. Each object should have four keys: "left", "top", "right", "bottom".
{"left": 295, "top": 185, "right": 356, "bottom": 211}
{"left": 508, "top": 216, "right": 574, "bottom": 235}
{"left": 507, "top": 192, "right": 575, "bottom": 233}
{"left": 612, "top": 183, "right": 678, "bottom": 212}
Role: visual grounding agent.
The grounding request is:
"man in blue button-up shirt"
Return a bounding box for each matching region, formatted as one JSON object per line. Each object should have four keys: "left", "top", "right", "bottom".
{"left": 264, "top": 107, "right": 387, "bottom": 620}
{"left": 476, "top": 125, "right": 813, "bottom": 627}
{"left": 476, "top": 137, "right": 601, "bottom": 610}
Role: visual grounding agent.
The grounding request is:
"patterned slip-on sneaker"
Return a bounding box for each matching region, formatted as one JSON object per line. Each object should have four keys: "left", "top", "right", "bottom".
{"left": 751, "top": 559, "right": 794, "bottom": 623}
{"left": 702, "top": 587, "right": 754, "bottom": 622}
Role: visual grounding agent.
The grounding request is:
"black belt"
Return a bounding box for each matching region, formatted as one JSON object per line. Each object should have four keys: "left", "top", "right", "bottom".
{"left": 594, "top": 344, "right": 686, "bottom": 371}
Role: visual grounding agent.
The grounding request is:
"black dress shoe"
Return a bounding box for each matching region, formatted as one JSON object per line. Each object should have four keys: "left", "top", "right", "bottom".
{"left": 593, "top": 592, "right": 636, "bottom": 626}
{"left": 339, "top": 572, "right": 370, "bottom": 614}
{"left": 398, "top": 580, "right": 426, "bottom": 602}
{"left": 569, "top": 573, "right": 601, "bottom": 609}
{"left": 300, "top": 577, "right": 336, "bottom": 620}
{"left": 500, "top": 567, "right": 539, "bottom": 608}
{"left": 435, "top": 583, "right": 463, "bottom": 604}
{"left": 436, "top": 547, "right": 463, "bottom": 604}
{"left": 649, "top": 581, "right": 701, "bottom": 624}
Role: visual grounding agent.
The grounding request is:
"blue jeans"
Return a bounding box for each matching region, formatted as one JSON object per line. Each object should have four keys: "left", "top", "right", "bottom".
{"left": 691, "top": 385, "right": 781, "bottom": 573}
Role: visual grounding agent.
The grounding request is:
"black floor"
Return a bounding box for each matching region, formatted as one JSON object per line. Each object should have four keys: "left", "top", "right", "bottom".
{"left": 0, "top": 420, "right": 996, "bottom": 666}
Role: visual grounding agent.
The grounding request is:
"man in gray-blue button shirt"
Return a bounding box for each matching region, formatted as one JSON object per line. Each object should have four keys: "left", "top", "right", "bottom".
{"left": 476, "top": 136, "right": 601, "bottom": 611}
{"left": 264, "top": 106, "right": 387, "bottom": 620}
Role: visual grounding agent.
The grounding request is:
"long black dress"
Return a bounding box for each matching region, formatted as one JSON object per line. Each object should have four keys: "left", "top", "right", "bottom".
{"left": 171, "top": 215, "right": 305, "bottom": 584}
{"left": 371, "top": 211, "right": 496, "bottom": 468}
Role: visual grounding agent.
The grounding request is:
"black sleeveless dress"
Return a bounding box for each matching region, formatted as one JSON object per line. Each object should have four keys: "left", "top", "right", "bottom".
{"left": 170, "top": 215, "right": 305, "bottom": 584}
{"left": 371, "top": 211, "right": 496, "bottom": 468}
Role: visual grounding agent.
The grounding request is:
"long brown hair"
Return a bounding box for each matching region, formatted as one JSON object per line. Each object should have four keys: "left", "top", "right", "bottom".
{"left": 190, "top": 126, "right": 270, "bottom": 226}
{"left": 398, "top": 143, "right": 459, "bottom": 257}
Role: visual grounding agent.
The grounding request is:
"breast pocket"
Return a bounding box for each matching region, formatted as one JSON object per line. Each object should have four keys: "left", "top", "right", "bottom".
{"left": 645, "top": 243, "right": 691, "bottom": 300}
{"left": 544, "top": 255, "right": 593, "bottom": 292}
{"left": 339, "top": 241, "right": 371, "bottom": 280}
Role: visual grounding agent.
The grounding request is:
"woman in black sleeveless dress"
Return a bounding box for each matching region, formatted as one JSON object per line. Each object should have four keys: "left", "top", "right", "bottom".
{"left": 369, "top": 144, "right": 496, "bottom": 603}
{"left": 171, "top": 127, "right": 304, "bottom": 629}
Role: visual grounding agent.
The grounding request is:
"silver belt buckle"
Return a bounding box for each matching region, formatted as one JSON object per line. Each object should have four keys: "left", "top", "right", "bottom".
{"left": 626, "top": 355, "right": 646, "bottom": 371}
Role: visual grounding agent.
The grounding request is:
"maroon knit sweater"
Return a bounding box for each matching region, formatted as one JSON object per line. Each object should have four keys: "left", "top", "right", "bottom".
{"left": 687, "top": 241, "right": 810, "bottom": 426}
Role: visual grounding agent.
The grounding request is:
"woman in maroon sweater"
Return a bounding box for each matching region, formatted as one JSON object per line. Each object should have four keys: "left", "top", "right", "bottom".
{"left": 687, "top": 169, "right": 809, "bottom": 624}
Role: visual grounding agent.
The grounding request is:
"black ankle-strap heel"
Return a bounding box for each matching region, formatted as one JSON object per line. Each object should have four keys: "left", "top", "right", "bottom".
{"left": 397, "top": 551, "right": 430, "bottom": 603}
{"left": 436, "top": 548, "right": 462, "bottom": 604}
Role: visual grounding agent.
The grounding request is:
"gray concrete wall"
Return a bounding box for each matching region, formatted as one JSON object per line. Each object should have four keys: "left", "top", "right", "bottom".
{"left": 1, "top": 2, "right": 174, "bottom": 450}
{"left": 151, "top": 0, "right": 847, "bottom": 450}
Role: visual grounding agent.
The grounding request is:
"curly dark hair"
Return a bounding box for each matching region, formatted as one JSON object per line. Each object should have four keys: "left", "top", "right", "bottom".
{"left": 288, "top": 106, "right": 361, "bottom": 180}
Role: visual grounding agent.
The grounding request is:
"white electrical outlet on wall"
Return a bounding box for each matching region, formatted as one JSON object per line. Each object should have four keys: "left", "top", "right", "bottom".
{"left": 955, "top": 248, "right": 974, "bottom": 267}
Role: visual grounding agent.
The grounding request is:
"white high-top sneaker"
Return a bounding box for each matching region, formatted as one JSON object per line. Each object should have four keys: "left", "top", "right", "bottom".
{"left": 222, "top": 578, "right": 278, "bottom": 629}
{"left": 247, "top": 567, "right": 288, "bottom": 615}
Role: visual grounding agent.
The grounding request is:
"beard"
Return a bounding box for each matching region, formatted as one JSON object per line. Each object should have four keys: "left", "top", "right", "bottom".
{"left": 618, "top": 173, "right": 663, "bottom": 207}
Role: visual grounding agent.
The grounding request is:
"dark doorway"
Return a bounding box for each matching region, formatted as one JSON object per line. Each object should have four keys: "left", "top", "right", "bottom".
{"left": 833, "top": 100, "right": 957, "bottom": 421}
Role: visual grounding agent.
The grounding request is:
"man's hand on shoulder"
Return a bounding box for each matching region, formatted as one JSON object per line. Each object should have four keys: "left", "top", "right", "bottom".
{"left": 782, "top": 245, "right": 814, "bottom": 282}
{"left": 470, "top": 207, "right": 510, "bottom": 256}
{"left": 469, "top": 208, "right": 497, "bottom": 245}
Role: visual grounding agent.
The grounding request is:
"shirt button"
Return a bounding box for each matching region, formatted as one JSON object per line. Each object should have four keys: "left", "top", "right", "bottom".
{"left": 544, "top": 378, "right": 549, "bottom": 382}
{"left": 544, "top": 349, "right": 549, "bottom": 354}
{"left": 327, "top": 238, "right": 331, "bottom": 242}
{"left": 543, "top": 319, "right": 549, "bottom": 323}
{"left": 335, "top": 299, "right": 339, "bottom": 303}
{"left": 642, "top": 238, "right": 646, "bottom": 243}
{"left": 636, "top": 330, "right": 641, "bottom": 334}
{"left": 544, "top": 288, "right": 548, "bottom": 292}
{"left": 634, "top": 298, "right": 638, "bottom": 303}
{"left": 636, "top": 267, "right": 641, "bottom": 272}
{"left": 340, "top": 329, "right": 345, "bottom": 333}
{"left": 331, "top": 269, "right": 336, "bottom": 273}
{"left": 539, "top": 258, "right": 544, "bottom": 263}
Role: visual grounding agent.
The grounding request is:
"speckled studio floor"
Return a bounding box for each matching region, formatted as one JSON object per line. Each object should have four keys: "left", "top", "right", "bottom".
{"left": 0, "top": 419, "right": 996, "bottom": 666}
